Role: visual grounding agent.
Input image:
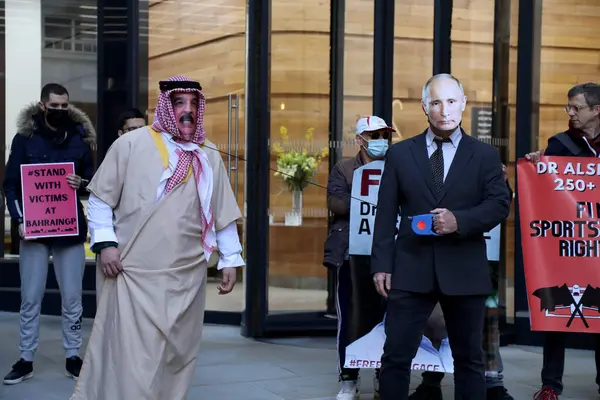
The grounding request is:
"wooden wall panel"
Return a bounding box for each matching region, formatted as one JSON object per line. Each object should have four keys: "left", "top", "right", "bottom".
{"left": 538, "top": 0, "right": 600, "bottom": 147}
{"left": 149, "top": 33, "right": 331, "bottom": 102}
{"left": 393, "top": 39, "right": 433, "bottom": 100}
{"left": 343, "top": 36, "right": 373, "bottom": 97}
{"left": 539, "top": 47, "right": 600, "bottom": 106}
{"left": 452, "top": 0, "right": 495, "bottom": 44}
{"left": 541, "top": 0, "right": 600, "bottom": 50}
{"left": 149, "top": 0, "right": 245, "bottom": 58}
{"left": 452, "top": 43, "right": 494, "bottom": 103}
{"left": 271, "top": 34, "right": 330, "bottom": 95}
{"left": 345, "top": 0, "right": 374, "bottom": 35}
{"left": 269, "top": 223, "right": 328, "bottom": 279}
{"left": 148, "top": 35, "right": 246, "bottom": 105}
{"left": 395, "top": 1, "right": 434, "bottom": 40}
{"left": 272, "top": 0, "right": 329, "bottom": 32}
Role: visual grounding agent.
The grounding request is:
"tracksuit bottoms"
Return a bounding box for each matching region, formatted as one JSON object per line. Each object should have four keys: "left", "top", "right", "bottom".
{"left": 18, "top": 240, "right": 85, "bottom": 361}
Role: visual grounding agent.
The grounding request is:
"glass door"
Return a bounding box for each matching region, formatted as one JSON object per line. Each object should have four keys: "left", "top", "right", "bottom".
{"left": 147, "top": 0, "right": 247, "bottom": 317}
{"left": 203, "top": 92, "right": 246, "bottom": 315}
{"left": 265, "top": 0, "right": 332, "bottom": 320}
{"left": 449, "top": 0, "right": 519, "bottom": 331}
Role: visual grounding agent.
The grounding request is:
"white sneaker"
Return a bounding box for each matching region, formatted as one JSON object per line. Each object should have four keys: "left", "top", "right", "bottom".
{"left": 337, "top": 380, "right": 360, "bottom": 400}
{"left": 373, "top": 374, "right": 380, "bottom": 399}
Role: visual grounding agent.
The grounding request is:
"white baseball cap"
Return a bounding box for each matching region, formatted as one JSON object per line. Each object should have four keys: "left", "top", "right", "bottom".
{"left": 355, "top": 116, "right": 395, "bottom": 135}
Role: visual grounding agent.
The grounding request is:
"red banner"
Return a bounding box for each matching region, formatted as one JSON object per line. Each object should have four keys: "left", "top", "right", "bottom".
{"left": 518, "top": 157, "right": 600, "bottom": 333}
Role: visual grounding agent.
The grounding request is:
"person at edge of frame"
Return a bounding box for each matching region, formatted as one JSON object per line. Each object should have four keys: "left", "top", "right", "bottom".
{"left": 525, "top": 82, "right": 600, "bottom": 400}
{"left": 2, "top": 83, "right": 95, "bottom": 385}
{"left": 116, "top": 108, "right": 146, "bottom": 137}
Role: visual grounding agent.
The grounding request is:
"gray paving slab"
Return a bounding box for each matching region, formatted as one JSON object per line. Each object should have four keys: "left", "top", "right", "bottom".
{"left": 0, "top": 312, "right": 598, "bottom": 399}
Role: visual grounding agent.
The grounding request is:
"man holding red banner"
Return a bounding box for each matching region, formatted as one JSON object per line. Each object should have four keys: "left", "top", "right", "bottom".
{"left": 523, "top": 82, "right": 600, "bottom": 400}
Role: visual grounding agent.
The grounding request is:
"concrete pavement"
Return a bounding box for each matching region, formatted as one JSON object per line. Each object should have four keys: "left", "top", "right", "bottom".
{"left": 0, "top": 312, "right": 597, "bottom": 399}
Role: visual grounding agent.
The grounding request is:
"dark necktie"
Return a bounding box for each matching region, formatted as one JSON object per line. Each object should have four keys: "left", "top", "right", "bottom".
{"left": 430, "top": 137, "right": 452, "bottom": 194}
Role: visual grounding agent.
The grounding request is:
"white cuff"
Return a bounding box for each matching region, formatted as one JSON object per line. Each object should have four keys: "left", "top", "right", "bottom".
{"left": 217, "top": 253, "right": 245, "bottom": 270}
{"left": 91, "top": 228, "right": 118, "bottom": 247}
{"left": 215, "top": 221, "right": 244, "bottom": 270}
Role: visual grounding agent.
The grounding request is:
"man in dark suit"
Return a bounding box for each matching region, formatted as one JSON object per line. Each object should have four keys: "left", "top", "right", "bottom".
{"left": 371, "top": 73, "right": 511, "bottom": 400}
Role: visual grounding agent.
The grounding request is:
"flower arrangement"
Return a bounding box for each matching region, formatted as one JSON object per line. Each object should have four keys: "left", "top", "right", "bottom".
{"left": 272, "top": 126, "right": 329, "bottom": 192}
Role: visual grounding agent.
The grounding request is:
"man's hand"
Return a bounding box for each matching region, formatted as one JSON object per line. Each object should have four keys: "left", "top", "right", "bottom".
{"left": 100, "top": 247, "right": 123, "bottom": 277}
{"left": 218, "top": 267, "right": 237, "bottom": 295}
{"left": 525, "top": 149, "right": 544, "bottom": 163}
{"left": 373, "top": 272, "right": 391, "bottom": 298}
{"left": 66, "top": 174, "right": 83, "bottom": 190}
{"left": 431, "top": 208, "right": 458, "bottom": 234}
{"left": 18, "top": 223, "right": 25, "bottom": 239}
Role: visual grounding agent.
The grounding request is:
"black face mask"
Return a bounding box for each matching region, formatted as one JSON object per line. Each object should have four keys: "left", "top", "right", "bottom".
{"left": 45, "top": 108, "right": 70, "bottom": 128}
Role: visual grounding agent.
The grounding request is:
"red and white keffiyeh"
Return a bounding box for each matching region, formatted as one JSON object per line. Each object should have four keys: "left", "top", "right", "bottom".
{"left": 151, "top": 75, "right": 216, "bottom": 259}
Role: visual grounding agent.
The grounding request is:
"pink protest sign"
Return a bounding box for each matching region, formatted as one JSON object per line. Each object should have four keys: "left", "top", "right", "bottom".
{"left": 20, "top": 162, "right": 79, "bottom": 239}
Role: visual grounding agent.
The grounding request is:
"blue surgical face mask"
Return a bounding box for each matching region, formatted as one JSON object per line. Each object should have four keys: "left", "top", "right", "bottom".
{"left": 363, "top": 138, "right": 389, "bottom": 159}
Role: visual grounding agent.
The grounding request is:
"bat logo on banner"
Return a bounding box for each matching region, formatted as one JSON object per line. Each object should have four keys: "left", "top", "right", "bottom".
{"left": 532, "top": 284, "right": 600, "bottom": 329}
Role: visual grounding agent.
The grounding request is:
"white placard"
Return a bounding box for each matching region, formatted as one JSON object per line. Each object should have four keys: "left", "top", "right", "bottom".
{"left": 344, "top": 319, "right": 454, "bottom": 373}
{"left": 349, "top": 161, "right": 400, "bottom": 255}
{"left": 485, "top": 224, "right": 501, "bottom": 262}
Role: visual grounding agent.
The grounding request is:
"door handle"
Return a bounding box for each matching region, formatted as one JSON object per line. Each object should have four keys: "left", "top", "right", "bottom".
{"left": 227, "top": 94, "right": 233, "bottom": 179}
{"left": 234, "top": 94, "right": 240, "bottom": 199}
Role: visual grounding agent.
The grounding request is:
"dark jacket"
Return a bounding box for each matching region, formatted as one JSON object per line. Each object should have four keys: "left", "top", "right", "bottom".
{"left": 371, "top": 131, "right": 511, "bottom": 296}
{"left": 3, "top": 103, "right": 96, "bottom": 247}
{"left": 545, "top": 129, "right": 595, "bottom": 157}
{"left": 323, "top": 153, "right": 364, "bottom": 268}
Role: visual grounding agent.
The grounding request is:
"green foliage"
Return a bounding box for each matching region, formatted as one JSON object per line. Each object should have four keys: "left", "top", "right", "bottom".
{"left": 272, "top": 126, "right": 328, "bottom": 192}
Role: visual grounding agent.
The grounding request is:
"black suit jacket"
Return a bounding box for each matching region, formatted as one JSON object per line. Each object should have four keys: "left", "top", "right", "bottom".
{"left": 371, "top": 130, "right": 511, "bottom": 296}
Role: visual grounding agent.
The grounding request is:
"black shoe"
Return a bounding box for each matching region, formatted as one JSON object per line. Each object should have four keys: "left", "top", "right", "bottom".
{"left": 3, "top": 358, "right": 33, "bottom": 385}
{"left": 487, "top": 386, "right": 514, "bottom": 400}
{"left": 408, "top": 384, "right": 443, "bottom": 400}
{"left": 66, "top": 356, "right": 83, "bottom": 381}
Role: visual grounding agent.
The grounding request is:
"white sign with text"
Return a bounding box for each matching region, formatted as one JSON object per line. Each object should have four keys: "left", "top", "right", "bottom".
{"left": 344, "top": 320, "right": 455, "bottom": 373}
{"left": 349, "top": 161, "right": 400, "bottom": 255}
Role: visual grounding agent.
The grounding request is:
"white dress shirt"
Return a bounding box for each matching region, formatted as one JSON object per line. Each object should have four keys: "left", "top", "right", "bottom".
{"left": 425, "top": 127, "right": 463, "bottom": 181}
{"left": 88, "top": 133, "right": 245, "bottom": 270}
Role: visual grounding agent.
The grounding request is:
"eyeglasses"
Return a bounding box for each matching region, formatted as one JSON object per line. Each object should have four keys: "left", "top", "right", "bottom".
{"left": 564, "top": 104, "right": 591, "bottom": 114}
{"left": 365, "top": 131, "right": 392, "bottom": 140}
{"left": 122, "top": 126, "right": 144, "bottom": 133}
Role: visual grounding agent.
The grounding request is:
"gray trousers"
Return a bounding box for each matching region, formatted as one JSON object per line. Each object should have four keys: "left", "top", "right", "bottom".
{"left": 18, "top": 240, "right": 85, "bottom": 361}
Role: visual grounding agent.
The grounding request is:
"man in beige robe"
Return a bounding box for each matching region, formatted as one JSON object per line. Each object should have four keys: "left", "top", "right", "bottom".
{"left": 71, "top": 75, "right": 244, "bottom": 400}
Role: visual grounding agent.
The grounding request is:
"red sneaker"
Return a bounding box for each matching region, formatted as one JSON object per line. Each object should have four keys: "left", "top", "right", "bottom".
{"left": 533, "top": 387, "right": 559, "bottom": 400}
